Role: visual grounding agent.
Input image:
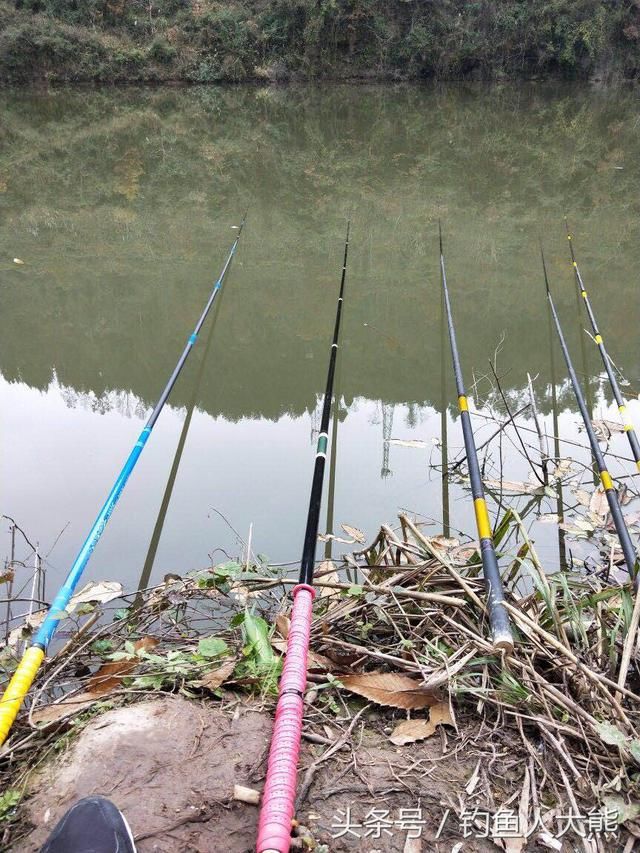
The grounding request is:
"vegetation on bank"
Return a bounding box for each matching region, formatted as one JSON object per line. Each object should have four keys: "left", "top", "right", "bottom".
{"left": 2, "top": 0, "right": 640, "bottom": 83}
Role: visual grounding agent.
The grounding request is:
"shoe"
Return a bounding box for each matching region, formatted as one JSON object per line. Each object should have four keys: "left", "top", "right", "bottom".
{"left": 40, "top": 796, "right": 136, "bottom": 853}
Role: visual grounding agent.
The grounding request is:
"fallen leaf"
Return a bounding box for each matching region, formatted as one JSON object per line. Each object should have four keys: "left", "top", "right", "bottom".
{"left": 193, "top": 658, "right": 236, "bottom": 691}
{"left": 7, "top": 609, "right": 47, "bottom": 647}
{"left": 573, "top": 488, "right": 591, "bottom": 507}
{"left": 537, "top": 513, "right": 559, "bottom": 524}
{"left": 389, "top": 439, "right": 427, "bottom": 449}
{"left": 13, "top": 258, "right": 24, "bottom": 265}
{"left": 66, "top": 581, "right": 123, "bottom": 614}
{"left": 595, "top": 720, "right": 627, "bottom": 747}
{"left": 270, "top": 638, "right": 333, "bottom": 672}
{"left": 625, "top": 511, "right": 640, "bottom": 528}
{"left": 428, "top": 535, "right": 460, "bottom": 551}
{"left": 484, "top": 479, "right": 544, "bottom": 495}
{"left": 389, "top": 701, "right": 454, "bottom": 745}
{"left": 339, "top": 672, "right": 439, "bottom": 710}
{"left": 589, "top": 486, "right": 609, "bottom": 521}
{"left": 32, "top": 637, "right": 158, "bottom": 725}
{"left": 602, "top": 794, "right": 640, "bottom": 824}
{"left": 340, "top": 524, "right": 365, "bottom": 544}
{"left": 317, "top": 560, "right": 340, "bottom": 598}
{"left": 593, "top": 419, "right": 625, "bottom": 439}
{"left": 552, "top": 458, "right": 575, "bottom": 478}
{"left": 450, "top": 543, "right": 479, "bottom": 565}
{"left": 275, "top": 614, "right": 290, "bottom": 638}
{"left": 317, "top": 533, "right": 357, "bottom": 544}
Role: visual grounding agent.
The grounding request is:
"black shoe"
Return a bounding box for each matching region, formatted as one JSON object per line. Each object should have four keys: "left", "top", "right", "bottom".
{"left": 40, "top": 796, "right": 136, "bottom": 853}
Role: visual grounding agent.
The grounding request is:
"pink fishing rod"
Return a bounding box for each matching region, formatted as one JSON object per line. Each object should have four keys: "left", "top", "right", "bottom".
{"left": 256, "top": 222, "right": 350, "bottom": 853}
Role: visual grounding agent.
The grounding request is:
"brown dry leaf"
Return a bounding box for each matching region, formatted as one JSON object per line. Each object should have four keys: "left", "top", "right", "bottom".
{"left": 32, "top": 637, "right": 159, "bottom": 726}
{"left": 340, "top": 524, "right": 366, "bottom": 544}
{"left": 484, "top": 479, "right": 544, "bottom": 495}
{"left": 270, "top": 638, "right": 333, "bottom": 672}
{"left": 193, "top": 658, "right": 236, "bottom": 691}
{"left": 573, "top": 488, "right": 592, "bottom": 507}
{"left": 428, "top": 535, "right": 460, "bottom": 551}
{"left": 275, "top": 614, "right": 290, "bottom": 639}
{"left": 0, "top": 569, "right": 14, "bottom": 584}
{"left": 589, "top": 486, "right": 609, "bottom": 522}
{"left": 78, "top": 638, "right": 159, "bottom": 696}
{"left": 593, "top": 419, "right": 625, "bottom": 439}
{"left": 316, "top": 560, "right": 340, "bottom": 598}
{"left": 340, "top": 672, "right": 439, "bottom": 710}
{"left": 552, "top": 458, "right": 575, "bottom": 478}
{"left": 389, "top": 701, "right": 454, "bottom": 745}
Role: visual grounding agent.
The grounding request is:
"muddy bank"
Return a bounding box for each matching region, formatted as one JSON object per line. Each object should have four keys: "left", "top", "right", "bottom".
{"left": 16, "top": 695, "right": 497, "bottom": 852}
{"left": 2, "top": 510, "right": 640, "bottom": 850}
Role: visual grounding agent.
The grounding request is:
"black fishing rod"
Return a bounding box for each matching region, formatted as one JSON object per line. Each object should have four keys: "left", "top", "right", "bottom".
{"left": 439, "top": 225, "right": 514, "bottom": 651}
{"left": 257, "top": 222, "right": 350, "bottom": 853}
{"left": 565, "top": 220, "right": 640, "bottom": 473}
{"left": 542, "top": 246, "right": 639, "bottom": 587}
{"left": 0, "top": 213, "right": 247, "bottom": 745}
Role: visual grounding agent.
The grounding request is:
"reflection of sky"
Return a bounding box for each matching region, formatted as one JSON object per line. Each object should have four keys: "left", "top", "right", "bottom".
{"left": 2, "top": 373, "right": 639, "bottom": 600}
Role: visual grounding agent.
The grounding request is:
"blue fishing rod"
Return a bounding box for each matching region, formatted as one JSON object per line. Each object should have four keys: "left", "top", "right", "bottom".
{"left": 0, "top": 213, "right": 247, "bottom": 744}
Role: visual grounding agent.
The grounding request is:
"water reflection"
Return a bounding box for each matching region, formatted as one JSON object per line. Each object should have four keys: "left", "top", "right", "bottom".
{"left": 1, "top": 82, "right": 639, "bottom": 595}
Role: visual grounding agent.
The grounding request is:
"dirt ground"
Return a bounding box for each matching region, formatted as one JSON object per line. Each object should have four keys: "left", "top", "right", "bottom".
{"left": 14, "top": 696, "right": 499, "bottom": 852}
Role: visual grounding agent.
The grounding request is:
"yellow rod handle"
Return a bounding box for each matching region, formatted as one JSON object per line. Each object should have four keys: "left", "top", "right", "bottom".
{"left": 0, "top": 646, "right": 44, "bottom": 745}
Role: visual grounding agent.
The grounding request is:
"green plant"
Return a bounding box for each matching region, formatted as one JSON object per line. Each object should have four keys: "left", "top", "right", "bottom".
{"left": 0, "top": 790, "right": 20, "bottom": 822}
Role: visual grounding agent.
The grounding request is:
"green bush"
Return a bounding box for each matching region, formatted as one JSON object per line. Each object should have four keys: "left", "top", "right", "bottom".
{"left": 149, "top": 35, "right": 176, "bottom": 63}
{"left": 2, "top": 0, "right": 640, "bottom": 81}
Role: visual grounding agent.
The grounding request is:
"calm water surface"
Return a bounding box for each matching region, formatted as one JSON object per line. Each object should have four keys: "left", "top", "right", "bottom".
{"left": 1, "top": 83, "right": 639, "bottom": 600}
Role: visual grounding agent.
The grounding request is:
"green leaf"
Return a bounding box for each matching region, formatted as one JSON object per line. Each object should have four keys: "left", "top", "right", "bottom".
{"left": 595, "top": 721, "right": 627, "bottom": 747}
{"left": 214, "top": 561, "right": 243, "bottom": 579}
{"left": 113, "top": 608, "right": 129, "bottom": 621}
{"left": 630, "top": 739, "right": 640, "bottom": 764}
{"left": 91, "top": 639, "right": 113, "bottom": 656}
{"left": 132, "top": 674, "right": 166, "bottom": 690}
{"left": 197, "top": 637, "right": 228, "bottom": 658}
{"left": 602, "top": 795, "right": 640, "bottom": 824}
{"left": 243, "top": 612, "right": 275, "bottom": 665}
{"left": 347, "top": 585, "right": 363, "bottom": 597}
{"left": 0, "top": 789, "right": 21, "bottom": 821}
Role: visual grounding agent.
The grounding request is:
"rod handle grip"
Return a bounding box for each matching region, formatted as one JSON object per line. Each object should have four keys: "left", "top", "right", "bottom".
{"left": 256, "top": 585, "right": 315, "bottom": 853}
{"left": 0, "top": 646, "right": 45, "bottom": 745}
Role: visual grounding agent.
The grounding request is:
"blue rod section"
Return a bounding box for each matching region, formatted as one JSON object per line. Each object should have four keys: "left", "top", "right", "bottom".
{"left": 33, "top": 213, "right": 247, "bottom": 649}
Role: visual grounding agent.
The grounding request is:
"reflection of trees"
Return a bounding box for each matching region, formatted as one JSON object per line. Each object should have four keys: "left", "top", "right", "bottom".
{"left": 0, "top": 83, "right": 638, "bottom": 421}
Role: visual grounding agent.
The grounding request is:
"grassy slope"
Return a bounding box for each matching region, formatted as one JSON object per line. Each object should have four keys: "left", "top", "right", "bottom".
{"left": 2, "top": 0, "right": 640, "bottom": 83}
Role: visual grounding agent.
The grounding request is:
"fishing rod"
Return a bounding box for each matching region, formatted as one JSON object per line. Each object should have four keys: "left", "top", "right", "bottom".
{"left": 135, "top": 268, "right": 226, "bottom": 602}
{"left": 0, "top": 214, "right": 247, "bottom": 745}
{"left": 439, "top": 224, "right": 513, "bottom": 652}
{"left": 541, "top": 246, "right": 639, "bottom": 588}
{"left": 565, "top": 220, "right": 640, "bottom": 473}
{"left": 257, "top": 221, "right": 350, "bottom": 853}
